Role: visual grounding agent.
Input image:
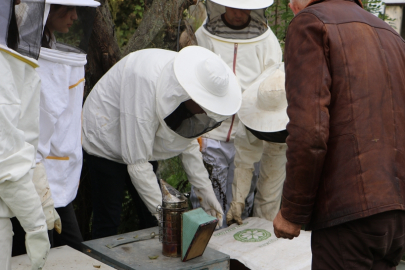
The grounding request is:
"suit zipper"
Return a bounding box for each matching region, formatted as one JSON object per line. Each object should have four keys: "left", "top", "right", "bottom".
{"left": 226, "top": 43, "right": 238, "bottom": 142}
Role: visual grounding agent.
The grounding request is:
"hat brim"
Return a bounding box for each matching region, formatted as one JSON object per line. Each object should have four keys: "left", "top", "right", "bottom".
{"left": 237, "top": 66, "right": 289, "bottom": 132}
{"left": 44, "top": 0, "right": 100, "bottom": 7}
{"left": 174, "top": 46, "right": 242, "bottom": 117}
{"left": 210, "top": 0, "right": 274, "bottom": 9}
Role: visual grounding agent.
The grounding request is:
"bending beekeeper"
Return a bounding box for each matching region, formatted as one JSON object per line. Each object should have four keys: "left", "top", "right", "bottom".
{"left": 190, "top": 0, "right": 283, "bottom": 227}
{"left": 227, "top": 64, "right": 288, "bottom": 225}
{"left": 0, "top": 0, "right": 50, "bottom": 269}
{"left": 82, "top": 46, "right": 241, "bottom": 238}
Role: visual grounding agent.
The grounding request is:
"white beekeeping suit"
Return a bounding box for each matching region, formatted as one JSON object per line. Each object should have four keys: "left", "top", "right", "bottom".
{"left": 35, "top": 0, "right": 99, "bottom": 214}
{"left": 227, "top": 64, "right": 289, "bottom": 225}
{"left": 191, "top": 0, "right": 282, "bottom": 227}
{"left": 0, "top": 0, "right": 49, "bottom": 269}
{"left": 83, "top": 46, "right": 241, "bottom": 227}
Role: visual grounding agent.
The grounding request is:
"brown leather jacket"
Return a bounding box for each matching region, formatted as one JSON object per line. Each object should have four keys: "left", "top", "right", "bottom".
{"left": 281, "top": 0, "right": 405, "bottom": 230}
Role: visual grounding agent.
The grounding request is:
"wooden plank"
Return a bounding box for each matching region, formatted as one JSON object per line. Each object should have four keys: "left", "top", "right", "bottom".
{"left": 82, "top": 227, "right": 229, "bottom": 270}
{"left": 11, "top": 245, "right": 116, "bottom": 270}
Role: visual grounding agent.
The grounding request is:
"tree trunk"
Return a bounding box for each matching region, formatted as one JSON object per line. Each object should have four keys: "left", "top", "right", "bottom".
{"left": 84, "top": 0, "right": 121, "bottom": 98}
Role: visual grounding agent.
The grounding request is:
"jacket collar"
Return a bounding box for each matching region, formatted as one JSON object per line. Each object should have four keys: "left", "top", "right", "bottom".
{"left": 305, "top": 0, "right": 363, "bottom": 9}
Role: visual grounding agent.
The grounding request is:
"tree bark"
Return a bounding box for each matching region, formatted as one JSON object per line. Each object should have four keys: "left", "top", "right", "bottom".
{"left": 123, "top": 0, "right": 193, "bottom": 56}
{"left": 84, "top": 0, "right": 121, "bottom": 98}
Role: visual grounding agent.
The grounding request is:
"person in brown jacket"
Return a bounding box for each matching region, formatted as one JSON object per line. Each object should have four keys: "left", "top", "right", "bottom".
{"left": 272, "top": 0, "right": 405, "bottom": 268}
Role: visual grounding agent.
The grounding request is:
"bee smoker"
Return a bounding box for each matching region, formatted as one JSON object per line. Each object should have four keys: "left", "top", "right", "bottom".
{"left": 157, "top": 180, "right": 188, "bottom": 257}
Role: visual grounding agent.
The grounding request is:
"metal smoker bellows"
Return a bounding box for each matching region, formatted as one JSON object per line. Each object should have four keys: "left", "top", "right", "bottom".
{"left": 157, "top": 180, "right": 188, "bottom": 257}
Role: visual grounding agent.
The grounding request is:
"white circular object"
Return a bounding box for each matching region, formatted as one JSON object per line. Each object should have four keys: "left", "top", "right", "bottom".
{"left": 238, "top": 64, "right": 289, "bottom": 132}
{"left": 174, "top": 46, "right": 241, "bottom": 117}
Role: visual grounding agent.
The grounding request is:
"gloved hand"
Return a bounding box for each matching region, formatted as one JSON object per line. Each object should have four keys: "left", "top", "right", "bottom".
{"left": 226, "top": 201, "right": 244, "bottom": 226}
{"left": 26, "top": 225, "right": 50, "bottom": 270}
{"left": 0, "top": 165, "right": 51, "bottom": 270}
{"left": 227, "top": 167, "right": 253, "bottom": 226}
{"left": 32, "top": 163, "right": 62, "bottom": 234}
{"left": 193, "top": 184, "right": 224, "bottom": 228}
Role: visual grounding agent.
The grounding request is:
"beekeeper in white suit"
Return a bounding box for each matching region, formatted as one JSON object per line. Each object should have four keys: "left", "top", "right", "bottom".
{"left": 33, "top": 0, "right": 100, "bottom": 251}
{"left": 227, "top": 64, "right": 289, "bottom": 225}
{"left": 190, "top": 0, "right": 283, "bottom": 227}
{"left": 0, "top": 0, "right": 50, "bottom": 269}
{"left": 82, "top": 46, "right": 241, "bottom": 238}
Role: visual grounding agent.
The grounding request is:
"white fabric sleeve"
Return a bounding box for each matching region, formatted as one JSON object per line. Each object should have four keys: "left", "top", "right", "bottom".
{"left": 180, "top": 139, "right": 211, "bottom": 189}
{"left": 127, "top": 162, "right": 162, "bottom": 215}
{"left": 262, "top": 30, "right": 283, "bottom": 71}
{"left": 234, "top": 122, "right": 264, "bottom": 169}
{"left": 0, "top": 53, "right": 49, "bottom": 269}
{"left": 0, "top": 58, "right": 36, "bottom": 186}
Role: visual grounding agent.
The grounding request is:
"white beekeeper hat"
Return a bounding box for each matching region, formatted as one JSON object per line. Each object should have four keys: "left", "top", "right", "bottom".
{"left": 238, "top": 64, "right": 289, "bottom": 132}
{"left": 174, "top": 45, "right": 241, "bottom": 117}
{"left": 45, "top": 0, "right": 100, "bottom": 7}
{"left": 209, "top": 0, "right": 274, "bottom": 9}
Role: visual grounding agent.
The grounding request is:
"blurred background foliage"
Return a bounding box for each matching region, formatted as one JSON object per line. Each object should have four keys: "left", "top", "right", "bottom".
{"left": 109, "top": 0, "right": 145, "bottom": 47}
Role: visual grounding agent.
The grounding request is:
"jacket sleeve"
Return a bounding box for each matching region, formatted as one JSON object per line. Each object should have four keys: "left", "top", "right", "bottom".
{"left": 122, "top": 110, "right": 161, "bottom": 216}
{"left": 0, "top": 55, "right": 46, "bottom": 230}
{"left": 281, "top": 13, "right": 331, "bottom": 224}
{"left": 127, "top": 162, "right": 161, "bottom": 215}
{"left": 0, "top": 56, "right": 37, "bottom": 187}
{"left": 180, "top": 139, "right": 211, "bottom": 189}
{"left": 120, "top": 59, "right": 161, "bottom": 215}
{"left": 261, "top": 29, "right": 283, "bottom": 71}
{"left": 124, "top": 116, "right": 161, "bottom": 215}
{"left": 234, "top": 123, "right": 264, "bottom": 169}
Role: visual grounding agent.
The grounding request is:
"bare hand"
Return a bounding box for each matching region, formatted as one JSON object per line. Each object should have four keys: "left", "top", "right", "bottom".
{"left": 273, "top": 210, "right": 301, "bottom": 239}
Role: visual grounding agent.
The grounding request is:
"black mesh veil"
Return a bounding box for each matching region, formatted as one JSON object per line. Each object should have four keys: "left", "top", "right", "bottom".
{"left": 164, "top": 102, "right": 222, "bottom": 139}
{"left": 0, "top": 0, "right": 13, "bottom": 47}
{"left": 53, "top": 6, "right": 96, "bottom": 53}
{"left": 174, "top": 114, "right": 222, "bottom": 139}
{"left": 15, "top": 0, "right": 45, "bottom": 59}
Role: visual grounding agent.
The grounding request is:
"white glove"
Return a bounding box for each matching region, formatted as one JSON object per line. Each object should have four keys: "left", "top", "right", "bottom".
{"left": 179, "top": 140, "right": 224, "bottom": 227}
{"left": 193, "top": 184, "right": 224, "bottom": 228}
{"left": 0, "top": 170, "right": 50, "bottom": 270}
{"left": 26, "top": 225, "right": 50, "bottom": 270}
{"left": 227, "top": 167, "right": 253, "bottom": 225}
{"left": 32, "top": 163, "right": 61, "bottom": 233}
